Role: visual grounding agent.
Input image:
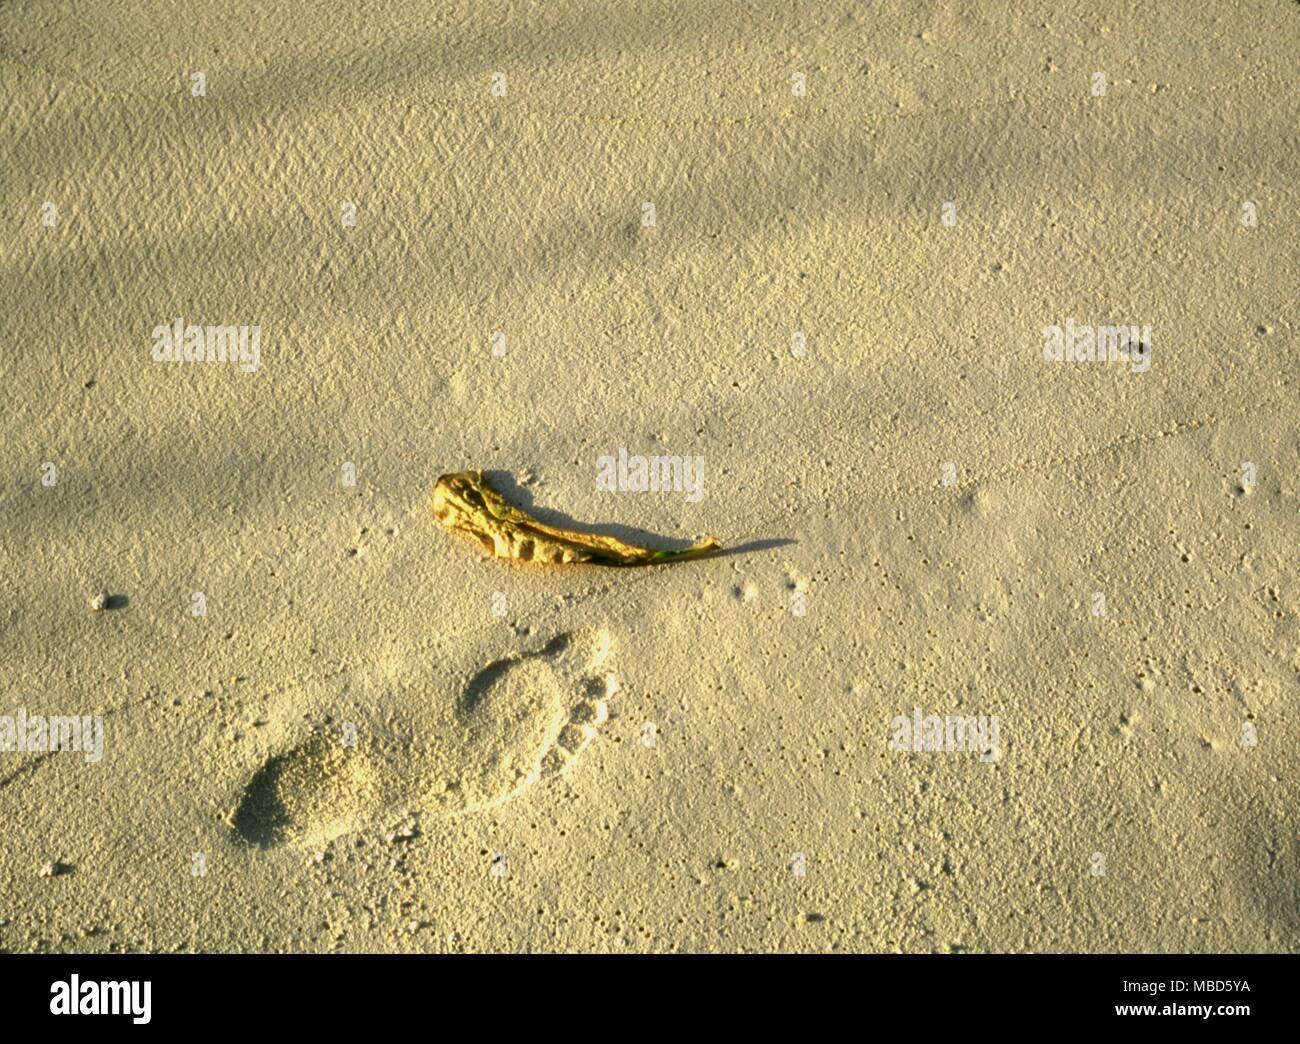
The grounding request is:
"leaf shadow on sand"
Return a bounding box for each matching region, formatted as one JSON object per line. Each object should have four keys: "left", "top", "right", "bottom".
{"left": 481, "top": 469, "right": 793, "bottom": 564}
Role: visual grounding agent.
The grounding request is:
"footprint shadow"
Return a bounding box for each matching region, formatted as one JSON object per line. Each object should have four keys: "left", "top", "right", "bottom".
{"left": 231, "top": 751, "right": 300, "bottom": 847}
{"left": 459, "top": 632, "right": 573, "bottom": 714}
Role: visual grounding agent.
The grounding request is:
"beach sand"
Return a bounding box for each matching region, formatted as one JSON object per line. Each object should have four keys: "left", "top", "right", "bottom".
{"left": 1, "top": 0, "right": 1296, "bottom": 951}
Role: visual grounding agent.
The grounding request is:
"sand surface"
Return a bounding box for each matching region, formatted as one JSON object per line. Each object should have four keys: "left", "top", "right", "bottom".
{"left": 1, "top": 0, "right": 1297, "bottom": 952}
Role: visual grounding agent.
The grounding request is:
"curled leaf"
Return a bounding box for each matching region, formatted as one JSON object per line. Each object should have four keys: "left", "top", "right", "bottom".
{"left": 433, "top": 470, "right": 721, "bottom": 565}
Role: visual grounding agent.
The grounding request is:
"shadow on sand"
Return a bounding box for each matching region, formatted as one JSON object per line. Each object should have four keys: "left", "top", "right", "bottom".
{"left": 480, "top": 469, "right": 794, "bottom": 564}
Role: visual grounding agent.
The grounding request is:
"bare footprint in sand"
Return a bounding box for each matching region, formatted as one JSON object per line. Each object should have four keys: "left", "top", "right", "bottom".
{"left": 230, "top": 629, "right": 615, "bottom": 848}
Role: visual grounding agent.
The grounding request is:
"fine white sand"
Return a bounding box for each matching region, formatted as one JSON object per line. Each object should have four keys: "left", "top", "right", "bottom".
{"left": 1, "top": 0, "right": 1296, "bottom": 951}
